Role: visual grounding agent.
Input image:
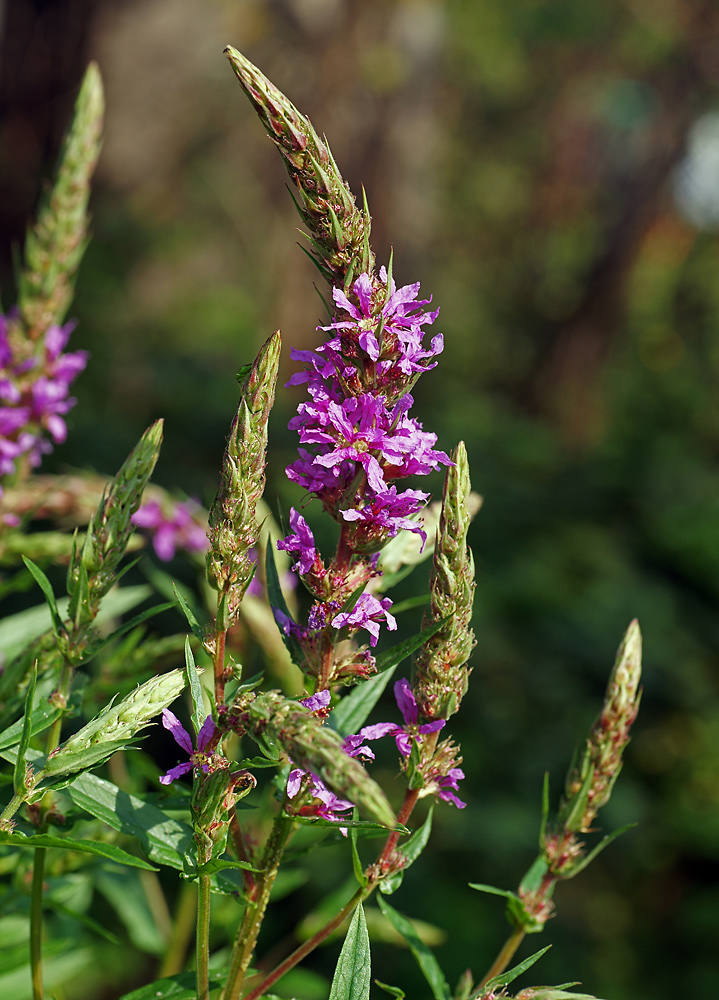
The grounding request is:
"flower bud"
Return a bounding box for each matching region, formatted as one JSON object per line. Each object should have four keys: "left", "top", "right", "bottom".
{"left": 19, "top": 63, "right": 104, "bottom": 340}
{"left": 413, "top": 441, "right": 476, "bottom": 720}
{"left": 235, "top": 690, "right": 395, "bottom": 828}
{"left": 224, "top": 46, "right": 373, "bottom": 288}
{"left": 67, "top": 420, "right": 164, "bottom": 626}
{"left": 206, "top": 332, "right": 281, "bottom": 624}
{"left": 557, "top": 619, "right": 642, "bottom": 834}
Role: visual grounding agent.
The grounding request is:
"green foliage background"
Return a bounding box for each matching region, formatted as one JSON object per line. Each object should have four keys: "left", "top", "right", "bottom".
{"left": 3, "top": 1, "right": 719, "bottom": 997}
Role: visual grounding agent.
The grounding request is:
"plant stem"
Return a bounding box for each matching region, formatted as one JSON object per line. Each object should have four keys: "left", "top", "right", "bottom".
{"left": 196, "top": 873, "right": 212, "bottom": 1000}
{"left": 475, "top": 925, "right": 526, "bottom": 992}
{"left": 30, "top": 846, "right": 46, "bottom": 1000}
{"left": 215, "top": 613, "right": 228, "bottom": 706}
{"left": 220, "top": 811, "right": 293, "bottom": 1000}
{"left": 0, "top": 791, "right": 26, "bottom": 829}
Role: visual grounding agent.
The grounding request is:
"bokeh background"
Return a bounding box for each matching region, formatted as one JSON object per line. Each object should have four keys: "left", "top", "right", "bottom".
{"left": 2, "top": 1, "right": 719, "bottom": 998}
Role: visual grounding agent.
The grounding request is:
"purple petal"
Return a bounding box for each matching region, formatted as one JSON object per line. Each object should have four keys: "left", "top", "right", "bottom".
{"left": 394, "top": 679, "right": 417, "bottom": 725}
{"left": 160, "top": 762, "right": 192, "bottom": 785}
{"left": 161, "top": 709, "right": 193, "bottom": 753}
{"left": 418, "top": 720, "right": 446, "bottom": 736}
{"left": 196, "top": 715, "right": 217, "bottom": 751}
{"left": 301, "top": 689, "right": 331, "bottom": 712}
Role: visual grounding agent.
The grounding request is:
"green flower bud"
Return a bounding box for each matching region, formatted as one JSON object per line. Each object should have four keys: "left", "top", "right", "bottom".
{"left": 413, "top": 441, "right": 476, "bottom": 720}
{"left": 192, "top": 766, "right": 256, "bottom": 863}
{"left": 237, "top": 691, "right": 395, "bottom": 828}
{"left": 19, "top": 62, "right": 104, "bottom": 340}
{"left": 558, "top": 620, "right": 642, "bottom": 835}
{"left": 47, "top": 667, "right": 187, "bottom": 768}
{"left": 207, "top": 332, "right": 281, "bottom": 624}
{"left": 67, "top": 420, "right": 164, "bottom": 627}
{"left": 224, "top": 46, "right": 373, "bottom": 288}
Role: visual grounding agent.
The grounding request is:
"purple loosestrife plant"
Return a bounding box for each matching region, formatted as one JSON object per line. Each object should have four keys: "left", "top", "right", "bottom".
{"left": 0, "top": 49, "right": 644, "bottom": 1000}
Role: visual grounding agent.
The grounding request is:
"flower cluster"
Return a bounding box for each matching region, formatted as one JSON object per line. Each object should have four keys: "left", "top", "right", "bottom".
{"left": 284, "top": 683, "right": 465, "bottom": 828}
{"left": 277, "top": 268, "right": 450, "bottom": 656}
{"left": 0, "top": 314, "right": 88, "bottom": 494}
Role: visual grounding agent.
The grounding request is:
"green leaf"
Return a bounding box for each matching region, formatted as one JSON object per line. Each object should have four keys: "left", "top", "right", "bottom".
{"left": 375, "top": 982, "right": 405, "bottom": 999}
{"left": 119, "top": 970, "right": 228, "bottom": 1000}
{"left": 22, "top": 556, "right": 64, "bottom": 637}
{"left": 64, "top": 771, "right": 193, "bottom": 869}
{"left": 0, "top": 699, "right": 63, "bottom": 752}
{"left": 41, "top": 738, "right": 135, "bottom": 777}
{"left": 266, "top": 541, "right": 304, "bottom": 666}
{"left": 0, "top": 830, "right": 157, "bottom": 869}
{"left": 349, "top": 810, "right": 367, "bottom": 887}
{"left": 561, "top": 823, "right": 637, "bottom": 879}
{"left": 184, "top": 637, "right": 205, "bottom": 737}
{"left": 468, "top": 882, "right": 518, "bottom": 901}
{"left": 13, "top": 665, "right": 36, "bottom": 796}
{"left": 519, "top": 856, "right": 549, "bottom": 894}
{"left": 96, "top": 868, "right": 166, "bottom": 955}
{"left": 483, "top": 945, "right": 552, "bottom": 991}
{"left": 328, "top": 903, "right": 371, "bottom": 1000}
{"left": 374, "top": 616, "right": 448, "bottom": 674}
{"left": 379, "top": 806, "right": 433, "bottom": 896}
{"left": 172, "top": 581, "right": 206, "bottom": 643}
{"left": 377, "top": 896, "right": 451, "bottom": 1000}
{"left": 539, "top": 772, "right": 551, "bottom": 847}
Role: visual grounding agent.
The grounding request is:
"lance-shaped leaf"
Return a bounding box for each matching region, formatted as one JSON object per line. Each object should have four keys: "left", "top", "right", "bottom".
{"left": 377, "top": 896, "right": 451, "bottom": 1000}
{"left": 0, "top": 830, "right": 156, "bottom": 870}
{"left": 328, "top": 903, "right": 371, "bottom": 1000}
{"left": 237, "top": 690, "right": 395, "bottom": 828}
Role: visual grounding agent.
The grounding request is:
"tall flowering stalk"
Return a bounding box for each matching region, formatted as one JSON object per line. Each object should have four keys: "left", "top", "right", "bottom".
{"left": 0, "top": 63, "right": 102, "bottom": 505}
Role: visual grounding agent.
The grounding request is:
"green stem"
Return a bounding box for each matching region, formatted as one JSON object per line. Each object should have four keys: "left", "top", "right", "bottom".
{"left": 475, "top": 925, "right": 526, "bottom": 993}
{"left": 30, "top": 847, "right": 46, "bottom": 1000}
{"left": 0, "top": 791, "right": 27, "bottom": 829}
{"left": 220, "top": 811, "right": 293, "bottom": 1000}
{"left": 45, "top": 658, "right": 73, "bottom": 754}
{"left": 196, "top": 873, "right": 212, "bottom": 1000}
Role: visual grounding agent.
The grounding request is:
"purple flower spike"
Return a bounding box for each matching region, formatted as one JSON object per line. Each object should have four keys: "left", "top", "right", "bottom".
{"left": 331, "top": 593, "right": 397, "bottom": 647}
{"left": 159, "top": 709, "right": 217, "bottom": 785}
{"left": 392, "top": 678, "right": 445, "bottom": 756}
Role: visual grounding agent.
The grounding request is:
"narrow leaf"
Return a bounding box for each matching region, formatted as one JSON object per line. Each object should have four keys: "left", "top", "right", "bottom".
{"left": 374, "top": 617, "right": 449, "bottom": 674}
{"left": 22, "top": 556, "right": 64, "bottom": 637}
{"left": 379, "top": 807, "right": 434, "bottom": 896}
{"left": 329, "top": 902, "right": 371, "bottom": 1000}
{"left": 184, "top": 637, "right": 205, "bottom": 737}
{"left": 0, "top": 830, "right": 157, "bottom": 869}
{"left": 172, "top": 582, "right": 205, "bottom": 643}
{"left": 13, "top": 665, "right": 37, "bottom": 796}
{"left": 377, "top": 896, "right": 450, "bottom": 1000}
{"left": 468, "top": 882, "right": 519, "bottom": 901}
{"left": 562, "top": 823, "right": 637, "bottom": 879}
{"left": 483, "top": 945, "right": 552, "bottom": 991}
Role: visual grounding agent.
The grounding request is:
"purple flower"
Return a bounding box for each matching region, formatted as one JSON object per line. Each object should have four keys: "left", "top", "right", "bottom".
{"left": 435, "top": 767, "right": 466, "bottom": 809}
{"left": 131, "top": 498, "right": 208, "bottom": 561}
{"left": 286, "top": 767, "right": 355, "bottom": 827}
{"left": 331, "top": 593, "right": 397, "bottom": 647}
{"left": 342, "top": 722, "right": 397, "bottom": 760}
{"left": 340, "top": 486, "right": 429, "bottom": 546}
{"left": 391, "top": 678, "right": 445, "bottom": 756}
{"left": 277, "top": 507, "right": 317, "bottom": 574}
{"left": 300, "top": 689, "right": 331, "bottom": 713}
{"left": 159, "top": 709, "right": 217, "bottom": 784}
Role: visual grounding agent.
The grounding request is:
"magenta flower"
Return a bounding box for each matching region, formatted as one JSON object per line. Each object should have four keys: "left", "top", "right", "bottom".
{"left": 131, "top": 498, "right": 208, "bottom": 561}
{"left": 331, "top": 593, "right": 397, "bottom": 647}
{"left": 391, "top": 678, "right": 445, "bottom": 756}
{"left": 435, "top": 767, "right": 466, "bottom": 809}
{"left": 277, "top": 507, "right": 317, "bottom": 574}
{"left": 300, "top": 689, "right": 331, "bottom": 713}
{"left": 159, "top": 709, "right": 217, "bottom": 785}
{"left": 286, "top": 767, "right": 355, "bottom": 827}
{"left": 342, "top": 722, "right": 397, "bottom": 760}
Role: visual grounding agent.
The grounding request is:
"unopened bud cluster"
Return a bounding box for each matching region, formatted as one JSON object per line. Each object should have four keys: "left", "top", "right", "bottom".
{"left": 225, "top": 47, "right": 373, "bottom": 288}
{"left": 206, "top": 332, "right": 280, "bottom": 624}
{"left": 233, "top": 690, "right": 395, "bottom": 829}
{"left": 413, "top": 441, "right": 476, "bottom": 720}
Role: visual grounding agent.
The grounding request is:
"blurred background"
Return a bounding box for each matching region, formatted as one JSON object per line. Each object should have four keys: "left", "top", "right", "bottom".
{"left": 2, "top": 1, "right": 719, "bottom": 998}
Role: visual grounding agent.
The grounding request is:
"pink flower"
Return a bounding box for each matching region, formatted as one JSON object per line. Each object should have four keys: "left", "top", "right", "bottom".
{"left": 131, "top": 498, "right": 208, "bottom": 561}
{"left": 159, "top": 709, "right": 217, "bottom": 784}
{"left": 331, "top": 593, "right": 397, "bottom": 647}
